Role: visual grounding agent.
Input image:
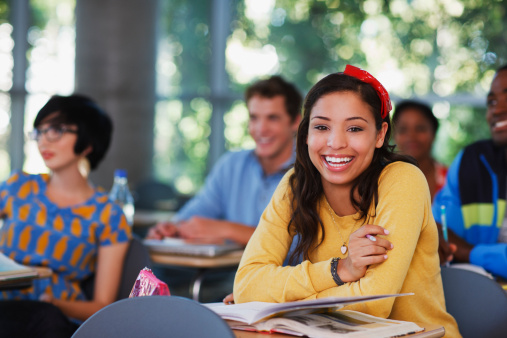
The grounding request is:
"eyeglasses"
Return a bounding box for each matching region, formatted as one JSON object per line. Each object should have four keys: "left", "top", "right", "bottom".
{"left": 29, "top": 125, "right": 78, "bottom": 142}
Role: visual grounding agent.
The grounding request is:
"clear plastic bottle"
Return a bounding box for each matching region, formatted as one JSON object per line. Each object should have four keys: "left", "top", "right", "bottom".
{"left": 109, "top": 169, "right": 135, "bottom": 226}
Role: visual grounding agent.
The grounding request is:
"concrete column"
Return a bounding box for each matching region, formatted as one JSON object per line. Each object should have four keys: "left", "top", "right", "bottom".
{"left": 9, "top": 0, "right": 29, "bottom": 171}
{"left": 208, "top": 0, "right": 232, "bottom": 168}
{"left": 75, "top": 0, "right": 157, "bottom": 189}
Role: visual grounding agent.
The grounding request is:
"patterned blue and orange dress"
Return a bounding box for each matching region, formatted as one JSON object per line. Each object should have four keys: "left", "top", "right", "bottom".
{"left": 0, "top": 171, "right": 131, "bottom": 301}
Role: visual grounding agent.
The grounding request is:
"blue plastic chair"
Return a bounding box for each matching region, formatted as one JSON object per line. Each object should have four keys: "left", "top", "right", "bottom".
{"left": 72, "top": 296, "right": 234, "bottom": 338}
{"left": 441, "top": 266, "right": 507, "bottom": 338}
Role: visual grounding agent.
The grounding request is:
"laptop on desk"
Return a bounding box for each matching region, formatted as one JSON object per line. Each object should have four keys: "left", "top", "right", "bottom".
{"left": 143, "top": 238, "right": 244, "bottom": 257}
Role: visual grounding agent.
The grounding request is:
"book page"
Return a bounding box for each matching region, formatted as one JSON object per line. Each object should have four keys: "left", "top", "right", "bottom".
{"left": 230, "top": 310, "right": 424, "bottom": 338}
{"left": 206, "top": 293, "right": 413, "bottom": 324}
{"left": 0, "top": 252, "right": 37, "bottom": 280}
{"left": 206, "top": 302, "right": 280, "bottom": 323}
{"left": 0, "top": 252, "right": 30, "bottom": 273}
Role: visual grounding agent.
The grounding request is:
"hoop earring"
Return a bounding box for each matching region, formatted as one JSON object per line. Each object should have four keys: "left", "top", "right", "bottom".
{"left": 78, "top": 157, "right": 91, "bottom": 178}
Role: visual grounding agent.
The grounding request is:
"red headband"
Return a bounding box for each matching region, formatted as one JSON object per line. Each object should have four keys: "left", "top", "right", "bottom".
{"left": 343, "top": 65, "right": 392, "bottom": 119}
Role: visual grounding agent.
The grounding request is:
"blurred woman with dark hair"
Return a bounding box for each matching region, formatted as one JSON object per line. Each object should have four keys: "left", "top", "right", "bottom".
{"left": 392, "top": 100, "right": 447, "bottom": 201}
{"left": 0, "top": 95, "right": 131, "bottom": 337}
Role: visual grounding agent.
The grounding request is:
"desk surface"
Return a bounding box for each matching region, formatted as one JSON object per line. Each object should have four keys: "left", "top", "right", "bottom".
{"left": 150, "top": 249, "right": 244, "bottom": 302}
{"left": 150, "top": 249, "right": 244, "bottom": 268}
{"left": 233, "top": 323, "right": 445, "bottom": 338}
{"left": 134, "top": 210, "right": 175, "bottom": 227}
{"left": 33, "top": 266, "right": 52, "bottom": 279}
{"left": 497, "top": 277, "right": 507, "bottom": 291}
{"left": 0, "top": 266, "right": 52, "bottom": 290}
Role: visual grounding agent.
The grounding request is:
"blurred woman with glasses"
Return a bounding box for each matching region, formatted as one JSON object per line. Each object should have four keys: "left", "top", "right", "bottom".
{"left": 29, "top": 125, "right": 78, "bottom": 142}
{"left": 0, "top": 95, "right": 131, "bottom": 337}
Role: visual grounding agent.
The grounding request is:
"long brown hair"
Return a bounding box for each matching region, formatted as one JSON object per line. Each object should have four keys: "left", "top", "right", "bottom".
{"left": 287, "top": 73, "right": 415, "bottom": 264}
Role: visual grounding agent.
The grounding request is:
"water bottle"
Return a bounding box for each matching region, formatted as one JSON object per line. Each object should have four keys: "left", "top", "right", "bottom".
{"left": 109, "top": 169, "right": 135, "bottom": 226}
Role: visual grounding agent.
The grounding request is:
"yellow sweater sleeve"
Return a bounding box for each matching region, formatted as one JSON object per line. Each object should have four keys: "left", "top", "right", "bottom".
{"left": 233, "top": 166, "right": 335, "bottom": 301}
{"left": 235, "top": 163, "right": 431, "bottom": 313}
{"left": 316, "top": 162, "right": 435, "bottom": 318}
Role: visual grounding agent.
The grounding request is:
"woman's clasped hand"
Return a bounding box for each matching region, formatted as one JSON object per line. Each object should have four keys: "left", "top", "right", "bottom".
{"left": 339, "top": 226, "right": 393, "bottom": 283}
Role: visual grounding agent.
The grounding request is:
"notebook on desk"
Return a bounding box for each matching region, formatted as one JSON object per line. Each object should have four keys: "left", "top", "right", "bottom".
{"left": 0, "top": 252, "right": 38, "bottom": 282}
{"left": 143, "top": 238, "right": 244, "bottom": 257}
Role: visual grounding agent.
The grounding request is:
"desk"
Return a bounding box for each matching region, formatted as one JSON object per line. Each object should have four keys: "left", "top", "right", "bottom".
{"left": 150, "top": 250, "right": 244, "bottom": 301}
{"left": 497, "top": 276, "right": 507, "bottom": 291}
{"left": 134, "top": 210, "right": 175, "bottom": 228}
{"left": 133, "top": 210, "right": 176, "bottom": 238}
{"left": 0, "top": 266, "right": 52, "bottom": 290}
{"left": 33, "top": 266, "right": 52, "bottom": 279}
{"left": 233, "top": 323, "right": 445, "bottom": 337}
{"left": 232, "top": 323, "right": 445, "bottom": 337}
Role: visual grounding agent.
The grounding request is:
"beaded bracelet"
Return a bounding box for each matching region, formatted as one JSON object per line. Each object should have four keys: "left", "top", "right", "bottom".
{"left": 330, "top": 257, "right": 345, "bottom": 286}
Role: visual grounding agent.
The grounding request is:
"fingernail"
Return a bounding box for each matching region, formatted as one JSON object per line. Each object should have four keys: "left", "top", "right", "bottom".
{"left": 384, "top": 229, "right": 390, "bottom": 235}
{"left": 384, "top": 255, "right": 388, "bottom": 259}
{"left": 390, "top": 243, "right": 394, "bottom": 249}
{"left": 366, "top": 234, "right": 376, "bottom": 242}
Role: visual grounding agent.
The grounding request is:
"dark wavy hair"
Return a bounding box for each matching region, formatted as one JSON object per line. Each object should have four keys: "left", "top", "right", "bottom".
{"left": 287, "top": 73, "right": 416, "bottom": 264}
{"left": 33, "top": 94, "right": 112, "bottom": 170}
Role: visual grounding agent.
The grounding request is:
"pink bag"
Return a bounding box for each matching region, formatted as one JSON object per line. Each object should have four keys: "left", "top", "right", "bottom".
{"left": 129, "top": 267, "right": 170, "bottom": 297}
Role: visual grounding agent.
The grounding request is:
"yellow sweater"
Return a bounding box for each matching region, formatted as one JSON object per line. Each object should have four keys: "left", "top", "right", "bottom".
{"left": 234, "top": 162, "right": 461, "bottom": 337}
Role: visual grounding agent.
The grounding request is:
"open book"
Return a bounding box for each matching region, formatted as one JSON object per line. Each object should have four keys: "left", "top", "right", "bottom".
{"left": 227, "top": 310, "right": 425, "bottom": 338}
{"left": 205, "top": 293, "right": 412, "bottom": 324}
{"left": 0, "top": 252, "right": 38, "bottom": 282}
{"left": 206, "top": 294, "right": 423, "bottom": 338}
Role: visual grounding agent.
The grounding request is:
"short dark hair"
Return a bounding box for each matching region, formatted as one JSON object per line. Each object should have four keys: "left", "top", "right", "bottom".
{"left": 33, "top": 94, "right": 113, "bottom": 170}
{"left": 392, "top": 100, "right": 439, "bottom": 134}
{"left": 245, "top": 75, "right": 302, "bottom": 121}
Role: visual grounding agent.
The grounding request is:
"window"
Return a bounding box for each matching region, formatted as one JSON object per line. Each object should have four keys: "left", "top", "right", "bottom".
{"left": 3, "top": 1, "right": 505, "bottom": 192}
{"left": 0, "top": 0, "right": 75, "bottom": 181}
{"left": 155, "top": 0, "right": 506, "bottom": 196}
{"left": 24, "top": 0, "right": 75, "bottom": 174}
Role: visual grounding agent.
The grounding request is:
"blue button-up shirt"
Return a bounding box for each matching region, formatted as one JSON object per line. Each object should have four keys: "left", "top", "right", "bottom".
{"left": 174, "top": 149, "right": 295, "bottom": 227}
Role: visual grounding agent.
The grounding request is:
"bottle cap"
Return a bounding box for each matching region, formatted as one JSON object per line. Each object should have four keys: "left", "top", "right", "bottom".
{"left": 114, "top": 169, "right": 127, "bottom": 178}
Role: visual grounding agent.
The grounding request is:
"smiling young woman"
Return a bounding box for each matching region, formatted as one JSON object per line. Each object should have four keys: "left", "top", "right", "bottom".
{"left": 307, "top": 91, "right": 388, "bottom": 210}
{"left": 233, "top": 66, "right": 461, "bottom": 337}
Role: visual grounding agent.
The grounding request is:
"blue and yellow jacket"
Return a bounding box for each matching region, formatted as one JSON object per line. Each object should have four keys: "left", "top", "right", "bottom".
{"left": 433, "top": 139, "right": 507, "bottom": 279}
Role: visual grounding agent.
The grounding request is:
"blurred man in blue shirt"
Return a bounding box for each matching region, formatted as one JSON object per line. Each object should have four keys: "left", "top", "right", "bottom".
{"left": 147, "top": 76, "right": 302, "bottom": 245}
